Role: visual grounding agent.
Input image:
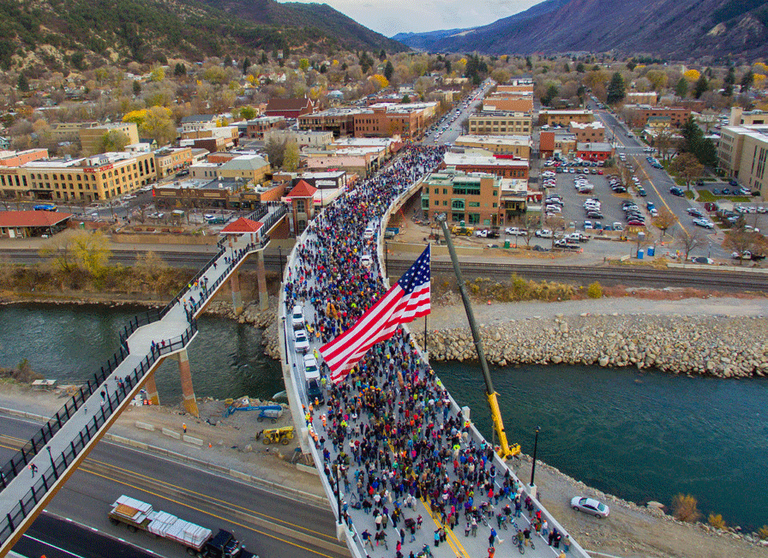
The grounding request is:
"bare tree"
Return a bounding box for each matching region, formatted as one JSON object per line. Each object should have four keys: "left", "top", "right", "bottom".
{"left": 670, "top": 153, "right": 704, "bottom": 191}
{"left": 676, "top": 227, "right": 705, "bottom": 261}
{"left": 723, "top": 225, "right": 766, "bottom": 265}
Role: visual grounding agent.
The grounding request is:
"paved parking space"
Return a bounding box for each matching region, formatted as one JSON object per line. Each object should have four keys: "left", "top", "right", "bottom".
{"left": 545, "top": 169, "right": 645, "bottom": 232}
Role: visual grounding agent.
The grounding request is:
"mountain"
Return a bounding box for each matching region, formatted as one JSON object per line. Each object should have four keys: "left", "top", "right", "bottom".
{"left": 0, "top": 0, "right": 406, "bottom": 71}
{"left": 395, "top": 0, "right": 768, "bottom": 60}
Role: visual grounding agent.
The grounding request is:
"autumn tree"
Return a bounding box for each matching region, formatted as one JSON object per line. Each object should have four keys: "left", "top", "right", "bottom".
{"left": 283, "top": 141, "right": 300, "bottom": 172}
{"left": 670, "top": 153, "right": 703, "bottom": 190}
{"left": 98, "top": 130, "right": 130, "bottom": 153}
{"left": 265, "top": 136, "right": 289, "bottom": 169}
{"left": 723, "top": 225, "right": 767, "bottom": 265}
{"left": 653, "top": 207, "right": 677, "bottom": 240}
{"left": 39, "top": 230, "right": 111, "bottom": 276}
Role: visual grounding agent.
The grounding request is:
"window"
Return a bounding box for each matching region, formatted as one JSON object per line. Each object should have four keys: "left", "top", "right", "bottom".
{"left": 451, "top": 199, "right": 465, "bottom": 210}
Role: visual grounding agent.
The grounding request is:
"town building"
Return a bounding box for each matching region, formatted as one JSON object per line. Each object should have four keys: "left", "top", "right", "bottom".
{"left": 482, "top": 96, "right": 534, "bottom": 113}
{"left": 154, "top": 147, "right": 193, "bottom": 179}
{"left": 467, "top": 112, "right": 532, "bottom": 135}
{"left": 539, "top": 109, "right": 593, "bottom": 127}
{"left": 539, "top": 131, "right": 577, "bottom": 158}
{"left": 442, "top": 152, "right": 529, "bottom": 179}
{"left": 0, "top": 151, "right": 156, "bottom": 202}
{"left": 152, "top": 177, "right": 271, "bottom": 210}
{"left": 453, "top": 135, "right": 531, "bottom": 159}
{"left": 0, "top": 210, "right": 73, "bottom": 239}
{"left": 79, "top": 123, "right": 140, "bottom": 155}
{"left": 421, "top": 169, "right": 502, "bottom": 226}
{"left": 624, "top": 105, "right": 691, "bottom": 128}
{"left": 49, "top": 122, "right": 98, "bottom": 144}
{"left": 263, "top": 129, "right": 334, "bottom": 149}
{"left": 298, "top": 107, "right": 360, "bottom": 137}
{"left": 245, "top": 116, "right": 286, "bottom": 139}
{"left": 625, "top": 92, "right": 658, "bottom": 106}
{"left": 576, "top": 142, "right": 614, "bottom": 162}
{"left": 729, "top": 107, "right": 768, "bottom": 126}
{"left": 0, "top": 149, "right": 49, "bottom": 167}
{"left": 284, "top": 179, "right": 317, "bottom": 234}
{"left": 265, "top": 98, "right": 315, "bottom": 119}
{"left": 569, "top": 121, "right": 605, "bottom": 143}
{"left": 181, "top": 115, "right": 218, "bottom": 134}
{"left": 500, "top": 178, "right": 530, "bottom": 224}
{"left": 189, "top": 154, "right": 271, "bottom": 186}
{"left": 353, "top": 102, "right": 436, "bottom": 139}
{"left": 717, "top": 125, "right": 768, "bottom": 197}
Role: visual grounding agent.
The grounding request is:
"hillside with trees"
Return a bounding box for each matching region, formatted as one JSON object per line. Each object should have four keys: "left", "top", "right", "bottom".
{"left": 0, "top": 0, "right": 406, "bottom": 73}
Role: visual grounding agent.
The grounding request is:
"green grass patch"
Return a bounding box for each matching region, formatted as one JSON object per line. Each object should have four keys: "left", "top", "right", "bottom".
{"left": 697, "top": 189, "right": 716, "bottom": 201}
{"left": 685, "top": 190, "right": 695, "bottom": 200}
{"left": 673, "top": 177, "right": 685, "bottom": 186}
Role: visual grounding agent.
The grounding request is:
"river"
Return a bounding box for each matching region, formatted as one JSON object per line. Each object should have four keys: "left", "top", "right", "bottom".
{"left": 1, "top": 303, "right": 767, "bottom": 531}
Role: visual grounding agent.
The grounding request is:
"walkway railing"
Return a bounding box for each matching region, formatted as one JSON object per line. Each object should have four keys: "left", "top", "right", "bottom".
{"left": 0, "top": 319, "right": 198, "bottom": 546}
{"left": 0, "top": 343, "right": 130, "bottom": 491}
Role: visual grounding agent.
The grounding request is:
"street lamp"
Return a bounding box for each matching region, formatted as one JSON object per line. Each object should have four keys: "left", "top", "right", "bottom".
{"left": 529, "top": 427, "right": 540, "bottom": 493}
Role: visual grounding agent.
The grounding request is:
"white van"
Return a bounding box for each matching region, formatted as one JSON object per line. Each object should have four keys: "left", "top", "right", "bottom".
{"left": 363, "top": 226, "right": 375, "bottom": 240}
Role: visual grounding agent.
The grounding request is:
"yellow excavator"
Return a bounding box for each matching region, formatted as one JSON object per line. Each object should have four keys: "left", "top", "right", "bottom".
{"left": 438, "top": 216, "right": 520, "bottom": 459}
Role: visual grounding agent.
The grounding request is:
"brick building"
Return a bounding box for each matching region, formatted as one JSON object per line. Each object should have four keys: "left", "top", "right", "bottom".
{"left": 442, "top": 152, "right": 529, "bottom": 179}
{"left": 468, "top": 112, "right": 532, "bottom": 135}
{"left": 569, "top": 121, "right": 605, "bottom": 143}
{"left": 421, "top": 170, "right": 502, "bottom": 226}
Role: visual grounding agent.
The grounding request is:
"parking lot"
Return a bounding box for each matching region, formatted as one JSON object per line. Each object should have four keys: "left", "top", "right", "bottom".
{"left": 543, "top": 167, "right": 652, "bottom": 234}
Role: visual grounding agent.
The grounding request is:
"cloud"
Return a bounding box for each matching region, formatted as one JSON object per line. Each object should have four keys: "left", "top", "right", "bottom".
{"left": 283, "top": 0, "right": 540, "bottom": 35}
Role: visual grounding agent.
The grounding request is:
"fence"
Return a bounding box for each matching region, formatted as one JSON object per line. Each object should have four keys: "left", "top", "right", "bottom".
{"left": 0, "top": 320, "right": 198, "bottom": 547}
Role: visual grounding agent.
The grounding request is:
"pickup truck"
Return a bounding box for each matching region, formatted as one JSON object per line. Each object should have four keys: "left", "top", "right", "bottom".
{"left": 109, "top": 495, "right": 256, "bottom": 558}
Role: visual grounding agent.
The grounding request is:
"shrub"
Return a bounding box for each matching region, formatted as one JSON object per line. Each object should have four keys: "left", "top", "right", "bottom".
{"left": 672, "top": 494, "right": 702, "bottom": 522}
{"left": 707, "top": 513, "right": 726, "bottom": 529}
{"left": 758, "top": 525, "right": 768, "bottom": 540}
{"left": 587, "top": 281, "right": 603, "bottom": 299}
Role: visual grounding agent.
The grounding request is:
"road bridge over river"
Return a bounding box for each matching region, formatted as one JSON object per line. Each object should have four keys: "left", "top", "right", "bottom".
{"left": 0, "top": 205, "right": 288, "bottom": 556}
{"left": 278, "top": 146, "right": 589, "bottom": 558}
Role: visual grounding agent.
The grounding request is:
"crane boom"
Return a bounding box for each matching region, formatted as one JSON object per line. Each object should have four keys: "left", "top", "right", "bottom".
{"left": 437, "top": 218, "right": 520, "bottom": 459}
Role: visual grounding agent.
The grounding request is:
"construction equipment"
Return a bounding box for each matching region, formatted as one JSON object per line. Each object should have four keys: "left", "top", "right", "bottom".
{"left": 108, "top": 495, "right": 255, "bottom": 557}
{"left": 450, "top": 223, "right": 474, "bottom": 236}
{"left": 223, "top": 401, "right": 283, "bottom": 422}
{"left": 256, "top": 426, "right": 295, "bottom": 445}
{"left": 437, "top": 215, "right": 521, "bottom": 460}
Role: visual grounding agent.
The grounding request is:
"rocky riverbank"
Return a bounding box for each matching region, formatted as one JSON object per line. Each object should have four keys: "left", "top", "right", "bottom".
{"left": 417, "top": 312, "right": 768, "bottom": 378}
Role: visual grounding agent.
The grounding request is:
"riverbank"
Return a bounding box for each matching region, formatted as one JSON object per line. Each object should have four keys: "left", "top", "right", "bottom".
{"left": 419, "top": 295, "right": 768, "bottom": 378}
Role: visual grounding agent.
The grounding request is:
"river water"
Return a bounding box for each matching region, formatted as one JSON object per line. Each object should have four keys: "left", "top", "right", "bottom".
{"left": 1, "top": 303, "right": 767, "bottom": 530}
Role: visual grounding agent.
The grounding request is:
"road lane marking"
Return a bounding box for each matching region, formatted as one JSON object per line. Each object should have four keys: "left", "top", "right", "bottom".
{"left": 22, "top": 534, "right": 84, "bottom": 557}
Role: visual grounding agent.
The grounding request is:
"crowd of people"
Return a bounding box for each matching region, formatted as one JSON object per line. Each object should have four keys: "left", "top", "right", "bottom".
{"left": 284, "top": 144, "right": 572, "bottom": 558}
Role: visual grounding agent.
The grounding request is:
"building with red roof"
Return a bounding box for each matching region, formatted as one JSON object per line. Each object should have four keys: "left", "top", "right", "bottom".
{"left": 283, "top": 179, "right": 317, "bottom": 234}
{"left": 0, "top": 211, "right": 73, "bottom": 238}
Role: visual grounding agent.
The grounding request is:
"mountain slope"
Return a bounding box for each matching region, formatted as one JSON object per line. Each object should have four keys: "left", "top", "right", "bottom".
{"left": 0, "top": 0, "right": 406, "bottom": 71}
{"left": 396, "top": 0, "right": 768, "bottom": 59}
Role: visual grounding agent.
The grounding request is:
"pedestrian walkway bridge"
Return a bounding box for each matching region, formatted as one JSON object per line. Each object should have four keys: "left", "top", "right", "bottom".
{"left": 0, "top": 204, "right": 288, "bottom": 556}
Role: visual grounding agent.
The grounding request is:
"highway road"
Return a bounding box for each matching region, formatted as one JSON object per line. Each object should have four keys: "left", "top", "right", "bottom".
{"left": 0, "top": 414, "right": 348, "bottom": 558}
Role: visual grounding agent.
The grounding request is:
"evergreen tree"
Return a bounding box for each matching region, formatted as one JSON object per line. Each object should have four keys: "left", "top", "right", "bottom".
{"left": 723, "top": 67, "right": 735, "bottom": 97}
{"left": 132, "top": 80, "right": 141, "bottom": 96}
{"left": 576, "top": 62, "right": 585, "bottom": 73}
{"left": 174, "top": 63, "right": 186, "bottom": 77}
{"left": 242, "top": 57, "right": 250, "bottom": 75}
{"left": 379, "top": 49, "right": 386, "bottom": 61}
{"left": 541, "top": 84, "right": 559, "bottom": 106}
{"left": 563, "top": 63, "right": 570, "bottom": 72}
{"left": 626, "top": 60, "right": 637, "bottom": 71}
{"left": 17, "top": 73, "right": 29, "bottom": 92}
{"left": 261, "top": 51, "right": 268, "bottom": 64}
{"left": 675, "top": 77, "right": 688, "bottom": 98}
{"left": 445, "top": 60, "right": 451, "bottom": 75}
{"left": 525, "top": 57, "right": 532, "bottom": 70}
{"left": 384, "top": 60, "right": 394, "bottom": 81}
{"left": 741, "top": 70, "right": 754, "bottom": 92}
{"left": 606, "top": 72, "right": 625, "bottom": 105}
{"left": 693, "top": 75, "right": 709, "bottom": 99}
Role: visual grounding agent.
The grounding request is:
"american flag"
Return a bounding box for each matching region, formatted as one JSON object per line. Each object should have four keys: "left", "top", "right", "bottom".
{"left": 320, "top": 245, "right": 431, "bottom": 384}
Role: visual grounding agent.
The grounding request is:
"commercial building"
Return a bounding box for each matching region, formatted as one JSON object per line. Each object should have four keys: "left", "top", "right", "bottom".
{"left": 453, "top": 135, "right": 531, "bottom": 159}
{"left": 421, "top": 169, "right": 502, "bottom": 226}
{"left": 625, "top": 92, "right": 658, "bottom": 106}
{"left": 50, "top": 122, "right": 99, "bottom": 144}
{"left": 0, "top": 151, "right": 156, "bottom": 202}
{"left": 262, "top": 129, "right": 334, "bottom": 149}
{"left": 181, "top": 115, "right": 218, "bottom": 134}
{"left": 298, "top": 107, "right": 359, "bottom": 137}
{"left": 189, "top": 154, "right": 271, "bottom": 186}
{"left": 482, "top": 96, "right": 534, "bottom": 113}
{"left": 625, "top": 105, "right": 691, "bottom": 128}
{"left": 245, "top": 116, "right": 286, "bottom": 139}
{"left": 576, "top": 142, "right": 614, "bottom": 162}
{"left": 154, "top": 147, "right": 193, "bottom": 179}
{"left": 79, "top": 123, "right": 140, "bottom": 155}
{"left": 353, "top": 102, "right": 436, "bottom": 139}
{"left": 569, "top": 121, "right": 605, "bottom": 143}
{"left": 729, "top": 107, "right": 768, "bottom": 126}
{"left": 0, "top": 149, "right": 49, "bottom": 167}
{"left": 717, "top": 125, "right": 768, "bottom": 197}
{"left": 442, "top": 152, "right": 529, "bottom": 179}
{"left": 539, "top": 131, "right": 576, "bottom": 158}
{"left": 539, "top": 109, "right": 593, "bottom": 127}
{"left": 467, "top": 112, "right": 532, "bottom": 135}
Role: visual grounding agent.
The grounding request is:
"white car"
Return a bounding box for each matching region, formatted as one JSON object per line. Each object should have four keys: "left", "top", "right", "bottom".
{"left": 535, "top": 229, "right": 553, "bottom": 238}
{"left": 294, "top": 328, "right": 310, "bottom": 353}
{"left": 360, "top": 255, "right": 373, "bottom": 267}
{"left": 571, "top": 496, "right": 610, "bottom": 518}
{"left": 505, "top": 227, "right": 527, "bottom": 236}
{"left": 692, "top": 218, "right": 715, "bottom": 229}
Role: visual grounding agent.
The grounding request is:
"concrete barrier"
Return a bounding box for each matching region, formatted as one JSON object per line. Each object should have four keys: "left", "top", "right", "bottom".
{"left": 161, "top": 427, "right": 181, "bottom": 439}
{"left": 182, "top": 434, "right": 203, "bottom": 446}
{"left": 135, "top": 421, "right": 155, "bottom": 432}
{"left": 296, "top": 462, "right": 320, "bottom": 476}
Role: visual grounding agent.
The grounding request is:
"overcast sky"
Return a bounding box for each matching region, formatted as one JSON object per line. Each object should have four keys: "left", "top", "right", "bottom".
{"left": 286, "top": 0, "right": 541, "bottom": 36}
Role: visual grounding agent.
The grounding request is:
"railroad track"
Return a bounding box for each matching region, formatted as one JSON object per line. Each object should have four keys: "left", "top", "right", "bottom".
{"left": 2, "top": 249, "right": 762, "bottom": 292}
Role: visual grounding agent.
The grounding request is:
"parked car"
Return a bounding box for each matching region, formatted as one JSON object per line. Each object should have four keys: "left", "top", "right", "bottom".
{"left": 535, "top": 229, "right": 553, "bottom": 238}
{"left": 687, "top": 208, "right": 704, "bottom": 218}
{"left": 669, "top": 187, "right": 685, "bottom": 197}
{"left": 505, "top": 227, "right": 527, "bottom": 236}
{"left": 690, "top": 256, "right": 714, "bottom": 264}
{"left": 294, "top": 329, "right": 310, "bottom": 353}
{"left": 693, "top": 218, "right": 715, "bottom": 229}
{"left": 571, "top": 496, "right": 610, "bottom": 518}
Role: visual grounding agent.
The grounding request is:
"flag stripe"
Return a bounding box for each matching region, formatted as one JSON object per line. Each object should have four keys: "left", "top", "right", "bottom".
{"left": 320, "top": 245, "right": 431, "bottom": 383}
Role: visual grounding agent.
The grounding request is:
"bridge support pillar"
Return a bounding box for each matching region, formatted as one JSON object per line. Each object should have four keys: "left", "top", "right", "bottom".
{"left": 230, "top": 270, "right": 243, "bottom": 316}
{"left": 256, "top": 250, "right": 268, "bottom": 311}
{"left": 175, "top": 348, "right": 199, "bottom": 417}
{"left": 144, "top": 371, "right": 160, "bottom": 406}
